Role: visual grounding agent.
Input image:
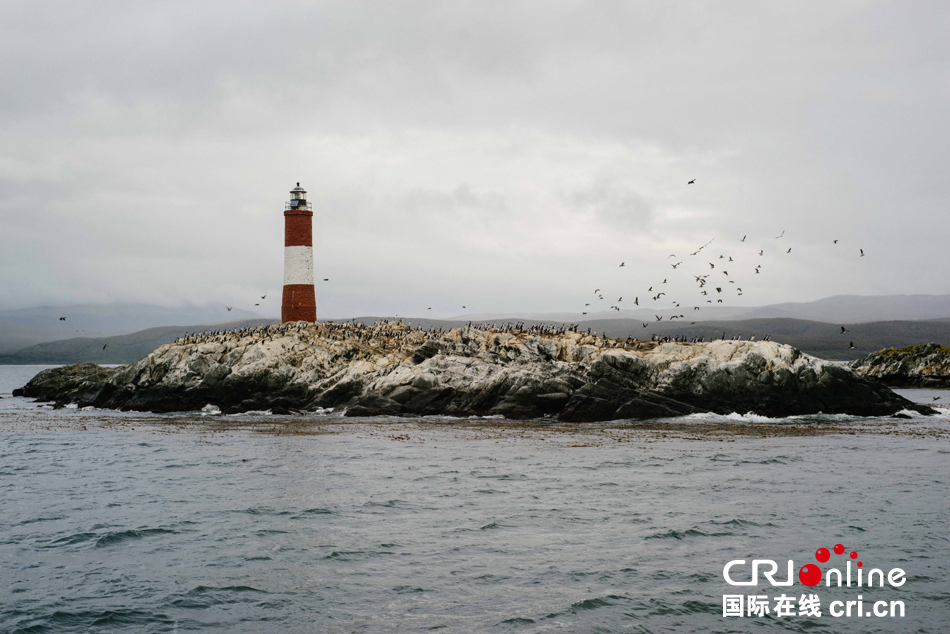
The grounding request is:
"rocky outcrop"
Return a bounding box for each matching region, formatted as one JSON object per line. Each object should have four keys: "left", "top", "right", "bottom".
{"left": 849, "top": 343, "right": 950, "bottom": 387}
{"left": 15, "top": 321, "right": 932, "bottom": 420}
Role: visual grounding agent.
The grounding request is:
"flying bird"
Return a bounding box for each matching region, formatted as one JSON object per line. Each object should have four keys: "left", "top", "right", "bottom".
{"left": 103, "top": 344, "right": 108, "bottom": 350}
{"left": 59, "top": 317, "right": 66, "bottom": 321}
{"left": 849, "top": 341, "right": 855, "bottom": 349}
{"left": 933, "top": 396, "right": 941, "bottom": 401}
{"left": 619, "top": 262, "right": 625, "bottom": 267}
{"left": 254, "top": 303, "right": 260, "bottom": 306}
{"left": 741, "top": 235, "right": 746, "bottom": 242}
{"left": 226, "top": 306, "right": 233, "bottom": 311}
{"left": 840, "top": 326, "right": 849, "bottom": 334}
{"left": 834, "top": 240, "right": 838, "bottom": 244}
{"left": 594, "top": 288, "right": 601, "bottom": 293}
{"left": 775, "top": 230, "right": 785, "bottom": 239}
{"left": 655, "top": 315, "right": 662, "bottom": 322}
{"left": 323, "top": 279, "right": 329, "bottom": 281}
{"left": 261, "top": 295, "right": 266, "bottom": 299}
{"left": 860, "top": 249, "right": 865, "bottom": 257}
{"left": 687, "top": 179, "right": 695, "bottom": 184}
{"left": 642, "top": 323, "right": 649, "bottom": 328}
{"left": 634, "top": 297, "right": 639, "bottom": 306}
{"left": 786, "top": 248, "right": 792, "bottom": 254}
{"left": 759, "top": 250, "right": 764, "bottom": 256}
{"left": 709, "top": 263, "right": 715, "bottom": 269}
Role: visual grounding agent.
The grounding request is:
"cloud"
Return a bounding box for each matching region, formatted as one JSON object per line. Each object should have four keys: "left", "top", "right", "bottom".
{"left": 0, "top": 1, "right": 948, "bottom": 316}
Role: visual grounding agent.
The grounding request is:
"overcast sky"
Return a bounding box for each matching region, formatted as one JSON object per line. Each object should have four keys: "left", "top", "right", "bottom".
{"left": 1, "top": 1, "right": 947, "bottom": 318}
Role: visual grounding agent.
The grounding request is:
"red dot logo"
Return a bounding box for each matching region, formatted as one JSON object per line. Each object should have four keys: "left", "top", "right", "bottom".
{"left": 834, "top": 544, "right": 845, "bottom": 555}
{"left": 857, "top": 562, "right": 863, "bottom": 568}
{"left": 815, "top": 547, "right": 830, "bottom": 562}
{"left": 850, "top": 551, "right": 858, "bottom": 559}
{"left": 799, "top": 564, "right": 822, "bottom": 586}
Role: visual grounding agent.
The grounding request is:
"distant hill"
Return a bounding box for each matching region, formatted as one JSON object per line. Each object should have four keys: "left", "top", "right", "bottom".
{"left": 568, "top": 317, "right": 950, "bottom": 360}
{"left": 0, "top": 319, "right": 276, "bottom": 365}
{"left": 0, "top": 303, "right": 265, "bottom": 353}
{"left": 447, "top": 294, "right": 950, "bottom": 326}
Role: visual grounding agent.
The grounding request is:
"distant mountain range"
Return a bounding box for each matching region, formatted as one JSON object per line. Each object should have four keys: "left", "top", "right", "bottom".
{"left": 0, "top": 303, "right": 262, "bottom": 353}
{"left": 451, "top": 294, "right": 950, "bottom": 325}
{"left": 0, "top": 319, "right": 276, "bottom": 365}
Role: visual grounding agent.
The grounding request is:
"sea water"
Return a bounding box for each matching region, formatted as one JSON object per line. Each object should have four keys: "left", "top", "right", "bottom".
{"left": 1, "top": 365, "right": 948, "bottom": 633}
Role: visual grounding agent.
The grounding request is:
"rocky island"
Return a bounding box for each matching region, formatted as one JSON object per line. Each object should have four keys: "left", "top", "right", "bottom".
{"left": 850, "top": 343, "right": 950, "bottom": 388}
{"left": 15, "top": 321, "right": 932, "bottom": 420}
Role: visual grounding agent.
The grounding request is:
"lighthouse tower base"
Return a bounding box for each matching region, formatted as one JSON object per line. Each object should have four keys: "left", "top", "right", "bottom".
{"left": 282, "top": 285, "right": 316, "bottom": 323}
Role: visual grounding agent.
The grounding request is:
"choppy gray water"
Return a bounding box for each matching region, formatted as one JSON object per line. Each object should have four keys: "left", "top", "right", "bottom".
{"left": 2, "top": 365, "right": 949, "bottom": 633}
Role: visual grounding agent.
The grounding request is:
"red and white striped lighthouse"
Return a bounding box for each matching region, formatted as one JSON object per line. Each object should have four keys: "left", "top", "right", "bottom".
{"left": 281, "top": 182, "right": 316, "bottom": 323}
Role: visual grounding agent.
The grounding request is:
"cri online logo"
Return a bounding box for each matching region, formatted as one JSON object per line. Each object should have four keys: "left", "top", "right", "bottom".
{"left": 724, "top": 543, "right": 906, "bottom": 588}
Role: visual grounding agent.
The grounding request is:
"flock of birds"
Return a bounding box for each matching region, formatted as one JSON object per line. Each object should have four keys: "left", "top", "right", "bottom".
{"left": 172, "top": 317, "right": 745, "bottom": 356}
{"left": 569, "top": 178, "right": 867, "bottom": 343}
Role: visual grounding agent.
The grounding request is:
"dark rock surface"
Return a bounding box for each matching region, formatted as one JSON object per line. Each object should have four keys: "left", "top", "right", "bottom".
{"left": 15, "top": 321, "right": 933, "bottom": 420}
{"left": 849, "top": 343, "right": 950, "bottom": 387}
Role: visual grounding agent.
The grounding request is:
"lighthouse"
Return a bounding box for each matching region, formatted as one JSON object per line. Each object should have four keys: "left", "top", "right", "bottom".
{"left": 281, "top": 182, "right": 316, "bottom": 323}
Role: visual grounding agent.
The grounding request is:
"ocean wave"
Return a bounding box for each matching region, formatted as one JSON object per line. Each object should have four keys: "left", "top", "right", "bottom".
{"left": 94, "top": 528, "right": 177, "bottom": 548}
{"left": 644, "top": 528, "right": 732, "bottom": 540}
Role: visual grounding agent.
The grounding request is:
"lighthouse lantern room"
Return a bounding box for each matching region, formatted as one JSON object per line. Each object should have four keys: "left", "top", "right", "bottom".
{"left": 281, "top": 182, "right": 316, "bottom": 323}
